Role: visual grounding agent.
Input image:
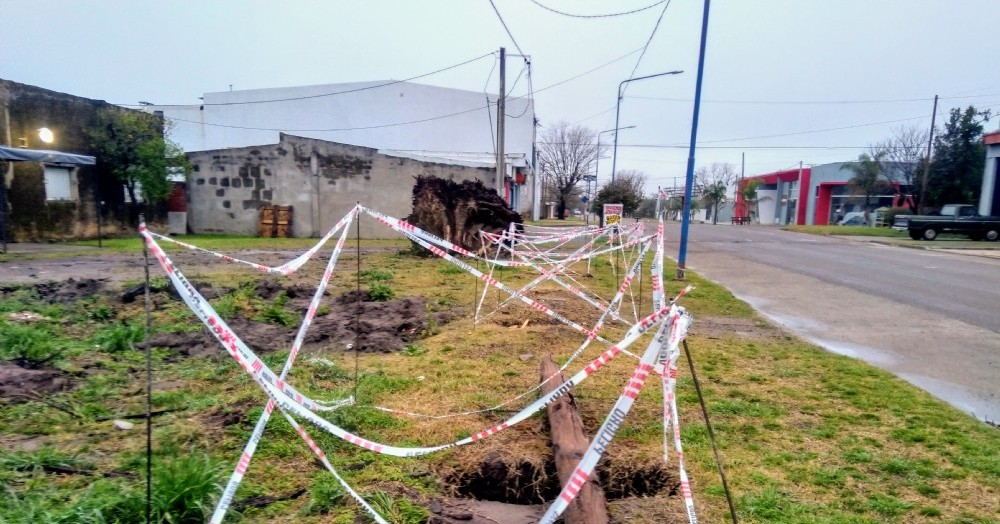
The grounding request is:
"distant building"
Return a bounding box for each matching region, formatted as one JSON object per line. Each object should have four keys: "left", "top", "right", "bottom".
{"left": 0, "top": 78, "right": 146, "bottom": 243}
{"left": 736, "top": 161, "right": 915, "bottom": 226}
{"left": 980, "top": 131, "right": 1000, "bottom": 216}
{"left": 186, "top": 133, "right": 525, "bottom": 238}
{"left": 141, "top": 80, "right": 537, "bottom": 222}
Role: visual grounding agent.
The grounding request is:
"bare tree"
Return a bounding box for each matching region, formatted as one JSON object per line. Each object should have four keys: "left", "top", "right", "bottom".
{"left": 537, "top": 123, "right": 600, "bottom": 220}
{"left": 696, "top": 162, "right": 737, "bottom": 224}
{"left": 868, "top": 125, "right": 928, "bottom": 211}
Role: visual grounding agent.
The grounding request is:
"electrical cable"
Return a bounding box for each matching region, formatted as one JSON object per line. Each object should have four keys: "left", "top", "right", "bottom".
{"left": 625, "top": 93, "right": 1000, "bottom": 105}
{"left": 118, "top": 52, "right": 494, "bottom": 107}
{"left": 530, "top": 0, "right": 669, "bottom": 19}
{"left": 487, "top": 0, "right": 526, "bottom": 57}
{"left": 622, "top": 0, "right": 674, "bottom": 97}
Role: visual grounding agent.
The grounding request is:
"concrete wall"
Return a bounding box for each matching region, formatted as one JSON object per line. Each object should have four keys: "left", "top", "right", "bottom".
{"left": 186, "top": 134, "right": 519, "bottom": 238}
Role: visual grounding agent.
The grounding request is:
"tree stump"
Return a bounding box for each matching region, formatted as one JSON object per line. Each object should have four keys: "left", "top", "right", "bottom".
{"left": 540, "top": 355, "right": 609, "bottom": 524}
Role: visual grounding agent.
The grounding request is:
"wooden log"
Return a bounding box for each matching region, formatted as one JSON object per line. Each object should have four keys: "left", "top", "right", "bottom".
{"left": 540, "top": 355, "right": 609, "bottom": 524}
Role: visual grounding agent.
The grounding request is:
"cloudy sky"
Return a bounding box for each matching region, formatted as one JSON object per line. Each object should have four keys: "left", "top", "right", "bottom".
{"left": 3, "top": 0, "right": 999, "bottom": 189}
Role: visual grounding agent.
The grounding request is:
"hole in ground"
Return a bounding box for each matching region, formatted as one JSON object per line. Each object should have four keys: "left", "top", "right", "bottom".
{"left": 443, "top": 453, "right": 676, "bottom": 505}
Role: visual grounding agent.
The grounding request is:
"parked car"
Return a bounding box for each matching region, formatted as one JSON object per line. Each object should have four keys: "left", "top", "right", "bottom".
{"left": 896, "top": 204, "right": 1000, "bottom": 241}
{"left": 837, "top": 212, "right": 867, "bottom": 226}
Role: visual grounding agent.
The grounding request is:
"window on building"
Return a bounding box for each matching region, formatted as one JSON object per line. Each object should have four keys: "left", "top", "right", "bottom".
{"left": 43, "top": 166, "right": 73, "bottom": 201}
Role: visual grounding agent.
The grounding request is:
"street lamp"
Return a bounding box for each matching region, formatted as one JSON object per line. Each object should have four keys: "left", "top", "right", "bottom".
{"left": 611, "top": 70, "right": 683, "bottom": 181}
{"left": 37, "top": 128, "right": 54, "bottom": 145}
{"left": 596, "top": 126, "right": 634, "bottom": 181}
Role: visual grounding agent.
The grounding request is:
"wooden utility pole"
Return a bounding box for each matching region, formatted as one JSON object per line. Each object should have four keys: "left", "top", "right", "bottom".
{"left": 496, "top": 47, "right": 506, "bottom": 198}
{"left": 919, "top": 95, "right": 938, "bottom": 214}
{"left": 540, "top": 355, "right": 609, "bottom": 523}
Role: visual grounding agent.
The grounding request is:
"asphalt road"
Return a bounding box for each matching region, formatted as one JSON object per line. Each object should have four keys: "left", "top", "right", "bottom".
{"left": 662, "top": 222, "right": 1000, "bottom": 422}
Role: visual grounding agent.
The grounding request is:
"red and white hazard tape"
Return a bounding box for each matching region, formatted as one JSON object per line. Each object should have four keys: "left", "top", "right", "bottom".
{"left": 148, "top": 206, "right": 357, "bottom": 276}
{"left": 211, "top": 207, "right": 357, "bottom": 523}
{"left": 143, "top": 220, "right": 678, "bottom": 457}
{"left": 539, "top": 308, "right": 691, "bottom": 524}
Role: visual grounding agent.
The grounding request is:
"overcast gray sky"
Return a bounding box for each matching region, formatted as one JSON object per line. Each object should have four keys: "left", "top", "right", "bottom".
{"left": 3, "top": 0, "right": 999, "bottom": 189}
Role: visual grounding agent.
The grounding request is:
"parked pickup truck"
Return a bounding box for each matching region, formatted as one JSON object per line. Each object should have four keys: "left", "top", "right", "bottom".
{"left": 892, "top": 204, "right": 1000, "bottom": 241}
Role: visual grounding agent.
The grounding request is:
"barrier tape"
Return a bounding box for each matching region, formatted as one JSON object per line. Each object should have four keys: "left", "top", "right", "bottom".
{"left": 140, "top": 227, "right": 343, "bottom": 414}
{"left": 375, "top": 239, "right": 655, "bottom": 420}
{"left": 148, "top": 206, "right": 357, "bottom": 276}
{"left": 210, "top": 207, "right": 357, "bottom": 523}
{"left": 539, "top": 308, "right": 691, "bottom": 524}
{"left": 257, "top": 303, "right": 676, "bottom": 457}
{"left": 143, "top": 220, "right": 678, "bottom": 456}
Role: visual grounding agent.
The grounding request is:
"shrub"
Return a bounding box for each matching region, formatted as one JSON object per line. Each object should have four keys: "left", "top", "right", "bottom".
{"left": 369, "top": 281, "right": 395, "bottom": 301}
{"left": 0, "top": 323, "right": 63, "bottom": 367}
{"left": 879, "top": 206, "right": 912, "bottom": 227}
{"left": 303, "top": 473, "right": 346, "bottom": 515}
{"left": 259, "top": 292, "right": 297, "bottom": 327}
{"left": 93, "top": 322, "right": 145, "bottom": 353}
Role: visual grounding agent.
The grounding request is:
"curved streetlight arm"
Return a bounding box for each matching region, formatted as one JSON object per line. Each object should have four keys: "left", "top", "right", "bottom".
{"left": 611, "top": 70, "right": 683, "bottom": 182}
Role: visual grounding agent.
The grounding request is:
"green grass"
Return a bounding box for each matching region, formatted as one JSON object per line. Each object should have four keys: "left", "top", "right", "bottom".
{"left": 784, "top": 224, "right": 907, "bottom": 237}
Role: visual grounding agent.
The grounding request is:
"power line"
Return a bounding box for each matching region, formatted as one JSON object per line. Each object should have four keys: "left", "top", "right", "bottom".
{"left": 487, "top": 0, "right": 526, "bottom": 57}
{"left": 623, "top": 0, "right": 674, "bottom": 97}
{"left": 517, "top": 47, "right": 643, "bottom": 100}
{"left": 529, "top": 0, "right": 669, "bottom": 19}
{"left": 624, "top": 92, "right": 1000, "bottom": 105}
{"left": 120, "top": 52, "right": 494, "bottom": 107}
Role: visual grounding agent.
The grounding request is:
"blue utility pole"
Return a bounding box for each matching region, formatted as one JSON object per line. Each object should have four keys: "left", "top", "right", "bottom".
{"left": 677, "top": 0, "right": 712, "bottom": 279}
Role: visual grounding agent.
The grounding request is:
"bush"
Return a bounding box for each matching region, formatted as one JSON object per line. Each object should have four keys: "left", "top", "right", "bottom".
{"left": 259, "top": 292, "right": 297, "bottom": 327}
{"left": 0, "top": 323, "right": 63, "bottom": 367}
{"left": 359, "top": 269, "right": 394, "bottom": 283}
{"left": 93, "top": 322, "right": 145, "bottom": 353}
{"left": 303, "top": 473, "right": 346, "bottom": 515}
{"left": 369, "top": 281, "right": 395, "bottom": 301}
{"left": 879, "top": 206, "right": 912, "bottom": 227}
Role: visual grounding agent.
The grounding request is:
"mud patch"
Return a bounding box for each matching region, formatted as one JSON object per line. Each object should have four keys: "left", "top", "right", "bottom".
{"left": 143, "top": 290, "right": 456, "bottom": 357}
{"left": 27, "top": 278, "right": 107, "bottom": 303}
{"left": 0, "top": 364, "right": 74, "bottom": 401}
{"left": 202, "top": 398, "right": 260, "bottom": 429}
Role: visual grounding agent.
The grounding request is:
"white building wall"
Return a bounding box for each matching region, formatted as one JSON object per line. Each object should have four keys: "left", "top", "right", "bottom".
{"left": 144, "top": 81, "right": 534, "bottom": 163}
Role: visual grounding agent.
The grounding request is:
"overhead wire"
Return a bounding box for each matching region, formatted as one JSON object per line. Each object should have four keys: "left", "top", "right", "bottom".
{"left": 530, "top": 0, "right": 669, "bottom": 19}
{"left": 624, "top": 92, "right": 1000, "bottom": 105}
{"left": 622, "top": 0, "right": 674, "bottom": 98}
{"left": 119, "top": 52, "right": 495, "bottom": 107}
{"left": 487, "top": 0, "right": 526, "bottom": 57}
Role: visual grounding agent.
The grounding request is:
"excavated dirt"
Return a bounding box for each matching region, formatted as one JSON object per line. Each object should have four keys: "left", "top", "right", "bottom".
{"left": 142, "top": 289, "right": 456, "bottom": 358}
{"left": 407, "top": 175, "right": 523, "bottom": 253}
{"left": 0, "top": 364, "right": 74, "bottom": 400}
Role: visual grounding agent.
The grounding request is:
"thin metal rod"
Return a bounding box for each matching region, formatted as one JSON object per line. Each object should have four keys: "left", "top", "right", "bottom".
{"left": 683, "top": 339, "right": 738, "bottom": 524}
{"left": 354, "top": 202, "right": 361, "bottom": 402}
{"left": 141, "top": 214, "right": 153, "bottom": 524}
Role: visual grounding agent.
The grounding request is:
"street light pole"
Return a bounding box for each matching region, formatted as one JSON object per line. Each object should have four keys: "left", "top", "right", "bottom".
{"left": 596, "top": 126, "right": 634, "bottom": 181}
{"left": 611, "top": 70, "right": 683, "bottom": 182}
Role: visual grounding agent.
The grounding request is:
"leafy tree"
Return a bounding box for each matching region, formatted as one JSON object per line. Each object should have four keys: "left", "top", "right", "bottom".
{"left": 696, "top": 163, "right": 736, "bottom": 225}
{"left": 841, "top": 152, "right": 892, "bottom": 224}
{"left": 740, "top": 179, "right": 761, "bottom": 220}
{"left": 591, "top": 169, "right": 646, "bottom": 217}
{"left": 926, "top": 106, "right": 990, "bottom": 208}
{"left": 869, "top": 125, "right": 928, "bottom": 211}
{"left": 86, "top": 108, "right": 190, "bottom": 206}
{"left": 537, "top": 123, "right": 600, "bottom": 220}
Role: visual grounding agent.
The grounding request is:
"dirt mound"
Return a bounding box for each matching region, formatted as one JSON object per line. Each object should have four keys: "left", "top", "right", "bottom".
{"left": 408, "top": 175, "right": 522, "bottom": 253}
{"left": 144, "top": 290, "right": 455, "bottom": 357}
{"left": 30, "top": 278, "right": 107, "bottom": 303}
{"left": 0, "top": 364, "right": 74, "bottom": 401}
